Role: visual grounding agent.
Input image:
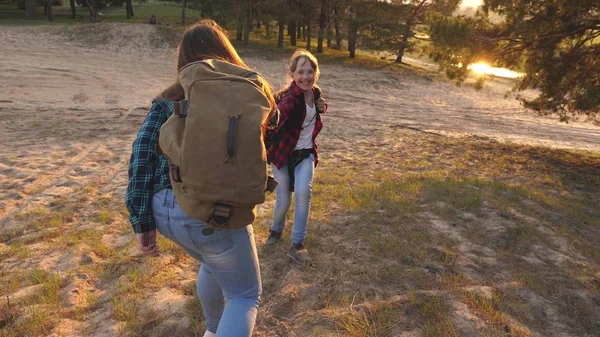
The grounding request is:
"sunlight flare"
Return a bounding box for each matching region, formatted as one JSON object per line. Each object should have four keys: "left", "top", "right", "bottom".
{"left": 468, "top": 62, "right": 523, "bottom": 79}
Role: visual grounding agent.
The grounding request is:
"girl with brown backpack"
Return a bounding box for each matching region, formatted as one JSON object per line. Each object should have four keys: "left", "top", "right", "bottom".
{"left": 125, "top": 20, "right": 277, "bottom": 337}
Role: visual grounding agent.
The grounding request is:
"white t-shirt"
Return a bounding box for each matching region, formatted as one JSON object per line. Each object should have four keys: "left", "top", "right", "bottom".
{"left": 294, "top": 103, "right": 317, "bottom": 150}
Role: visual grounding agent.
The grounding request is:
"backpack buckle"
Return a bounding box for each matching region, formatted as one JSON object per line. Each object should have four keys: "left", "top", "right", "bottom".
{"left": 210, "top": 203, "right": 231, "bottom": 229}
{"left": 174, "top": 99, "right": 189, "bottom": 117}
{"left": 169, "top": 164, "right": 182, "bottom": 182}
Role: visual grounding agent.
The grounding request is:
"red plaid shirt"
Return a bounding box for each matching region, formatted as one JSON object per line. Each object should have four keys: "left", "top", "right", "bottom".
{"left": 266, "top": 82, "right": 324, "bottom": 169}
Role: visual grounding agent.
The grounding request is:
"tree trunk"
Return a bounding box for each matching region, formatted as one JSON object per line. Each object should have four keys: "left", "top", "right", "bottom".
{"left": 25, "top": 0, "right": 34, "bottom": 19}
{"left": 396, "top": 20, "right": 412, "bottom": 63}
{"left": 289, "top": 20, "right": 297, "bottom": 46}
{"left": 236, "top": 13, "right": 243, "bottom": 41}
{"left": 348, "top": 21, "right": 358, "bottom": 58}
{"left": 277, "top": 19, "right": 284, "bottom": 47}
{"left": 396, "top": 0, "right": 426, "bottom": 63}
{"left": 125, "top": 0, "right": 134, "bottom": 19}
{"left": 297, "top": 23, "right": 301, "bottom": 40}
{"left": 243, "top": 2, "right": 253, "bottom": 47}
{"left": 334, "top": 5, "right": 341, "bottom": 49}
{"left": 47, "top": 0, "right": 53, "bottom": 21}
{"left": 317, "top": 0, "right": 327, "bottom": 53}
{"left": 306, "top": 21, "right": 312, "bottom": 51}
{"left": 69, "top": 0, "right": 76, "bottom": 18}
{"left": 84, "top": 0, "right": 98, "bottom": 22}
{"left": 326, "top": 22, "right": 332, "bottom": 48}
{"left": 181, "top": 0, "right": 186, "bottom": 25}
{"left": 44, "top": 3, "right": 47, "bottom": 14}
{"left": 266, "top": 21, "right": 270, "bottom": 38}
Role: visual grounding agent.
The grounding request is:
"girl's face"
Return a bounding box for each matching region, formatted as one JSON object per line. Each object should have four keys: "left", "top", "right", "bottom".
{"left": 291, "top": 57, "right": 316, "bottom": 92}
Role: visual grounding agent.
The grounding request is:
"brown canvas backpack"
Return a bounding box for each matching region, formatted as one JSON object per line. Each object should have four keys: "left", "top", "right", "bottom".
{"left": 158, "top": 59, "right": 276, "bottom": 229}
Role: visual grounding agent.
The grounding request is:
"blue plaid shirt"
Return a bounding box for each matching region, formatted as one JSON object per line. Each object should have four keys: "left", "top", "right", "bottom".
{"left": 125, "top": 100, "right": 174, "bottom": 233}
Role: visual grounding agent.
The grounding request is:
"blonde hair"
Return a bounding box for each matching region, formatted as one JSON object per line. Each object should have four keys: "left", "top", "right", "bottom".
{"left": 288, "top": 49, "right": 320, "bottom": 81}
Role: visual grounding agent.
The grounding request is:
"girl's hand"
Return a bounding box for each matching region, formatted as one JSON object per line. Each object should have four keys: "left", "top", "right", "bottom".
{"left": 316, "top": 97, "right": 327, "bottom": 114}
{"left": 136, "top": 230, "right": 159, "bottom": 256}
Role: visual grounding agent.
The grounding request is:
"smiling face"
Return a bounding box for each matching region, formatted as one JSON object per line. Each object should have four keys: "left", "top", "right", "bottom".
{"left": 291, "top": 56, "right": 316, "bottom": 92}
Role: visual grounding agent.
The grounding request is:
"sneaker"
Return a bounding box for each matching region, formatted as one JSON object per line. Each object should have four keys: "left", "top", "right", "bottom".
{"left": 266, "top": 230, "right": 282, "bottom": 245}
{"left": 287, "top": 243, "right": 312, "bottom": 264}
{"left": 202, "top": 330, "right": 216, "bottom": 337}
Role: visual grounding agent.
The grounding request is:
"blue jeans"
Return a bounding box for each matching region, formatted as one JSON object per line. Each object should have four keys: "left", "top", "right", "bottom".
{"left": 152, "top": 189, "right": 261, "bottom": 337}
{"left": 270, "top": 154, "right": 315, "bottom": 245}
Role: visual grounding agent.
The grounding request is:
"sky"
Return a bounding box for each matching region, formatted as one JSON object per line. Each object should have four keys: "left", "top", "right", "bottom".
{"left": 461, "top": 0, "right": 483, "bottom": 8}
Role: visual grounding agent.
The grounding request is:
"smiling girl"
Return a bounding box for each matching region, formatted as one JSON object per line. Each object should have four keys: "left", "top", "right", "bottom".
{"left": 265, "top": 49, "right": 328, "bottom": 264}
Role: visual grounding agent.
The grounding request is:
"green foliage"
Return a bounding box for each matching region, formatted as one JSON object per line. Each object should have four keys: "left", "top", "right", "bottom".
{"left": 354, "top": 0, "right": 461, "bottom": 59}
{"left": 429, "top": 0, "right": 600, "bottom": 121}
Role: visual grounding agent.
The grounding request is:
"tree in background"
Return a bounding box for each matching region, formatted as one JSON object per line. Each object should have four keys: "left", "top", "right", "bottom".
{"left": 394, "top": 0, "right": 460, "bottom": 63}
{"left": 261, "top": 0, "right": 290, "bottom": 47}
{"left": 429, "top": 0, "right": 600, "bottom": 120}
{"left": 69, "top": 0, "right": 76, "bottom": 18}
{"left": 125, "top": 0, "right": 134, "bottom": 19}
{"left": 181, "top": 0, "right": 186, "bottom": 25}
{"left": 243, "top": 0, "right": 257, "bottom": 46}
{"left": 346, "top": 0, "right": 376, "bottom": 58}
{"left": 317, "top": 0, "right": 328, "bottom": 53}
{"left": 25, "top": 0, "right": 34, "bottom": 19}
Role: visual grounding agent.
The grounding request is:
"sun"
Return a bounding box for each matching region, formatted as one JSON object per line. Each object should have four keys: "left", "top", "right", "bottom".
{"left": 468, "top": 62, "right": 523, "bottom": 79}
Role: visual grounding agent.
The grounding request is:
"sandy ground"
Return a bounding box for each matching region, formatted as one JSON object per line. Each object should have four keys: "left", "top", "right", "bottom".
{"left": 2, "top": 23, "right": 599, "bottom": 220}
{"left": 0, "top": 24, "right": 599, "bottom": 336}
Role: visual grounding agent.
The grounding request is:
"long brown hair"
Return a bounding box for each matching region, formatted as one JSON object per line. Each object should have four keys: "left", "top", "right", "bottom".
{"left": 158, "top": 20, "right": 276, "bottom": 119}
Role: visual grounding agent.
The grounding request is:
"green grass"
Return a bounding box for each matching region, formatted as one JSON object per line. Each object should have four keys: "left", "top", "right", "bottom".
{"left": 3, "top": 205, "right": 75, "bottom": 244}
{"left": 0, "top": 273, "right": 63, "bottom": 337}
{"left": 0, "top": 1, "right": 201, "bottom": 26}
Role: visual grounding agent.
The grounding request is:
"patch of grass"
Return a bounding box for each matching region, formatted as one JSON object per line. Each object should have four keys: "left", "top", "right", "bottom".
{"left": 111, "top": 293, "right": 138, "bottom": 322}
{"left": 0, "top": 302, "right": 18, "bottom": 334}
{"left": 336, "top": 301, "right": 406, "bottom": 337}
{"left": 156, "top": 234, "right": 186, "bottom": 262}
{"left": 28, "top": 267, "right": 51, "bottom": 285}
{"left": 455, "top": 288, "right": 530, "bottom": 337}
{"left": 95, "top": 210, "right": 113, "bottom": 225}
{"left": 422, "top": 177, "right": 483, "bottom": 218}
{"left": 69, "top": 291, "right": 100, "bottom": 321}
{"left": 368, "top": 226, "right": 430, "bottom": 265}
{"left": 147, "top": 261, "right": 178, "bottom": 289}
{"left": 35, "top": 273, "right": 63, "bottom": 306}
{"left": 407, "top": 290, "right": 459, "bottom": 337}
{"left": 513, "top": 268, "right": 599, "bottom": 334}
{"left": 114, "top": 264, "right": 151, "bottom": 297}
{"left": 184, "top": 296, "right": 205, "bottom": 337}
{"left": 342, "top": 177, "right": 421, "bottom": 215}
{"left": 87, "top": 232, "right": 115, "bottom": 259}
{"left": 94, "top": 249, "right": 134, "bottom": 282}
{"left": 91, "top": 195, "right": 112, "bottom": 207}
{"left": 0, "top": 276, "right": 21, "bottom": 298}
{"left": 3, "top": 305, "right": 56, "bottom": 337}
{"left": 4, "top": 205, "right": 75, "bottom": 243}
{"left": 7, "top": 241, "right": 29, "bottom": 259}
